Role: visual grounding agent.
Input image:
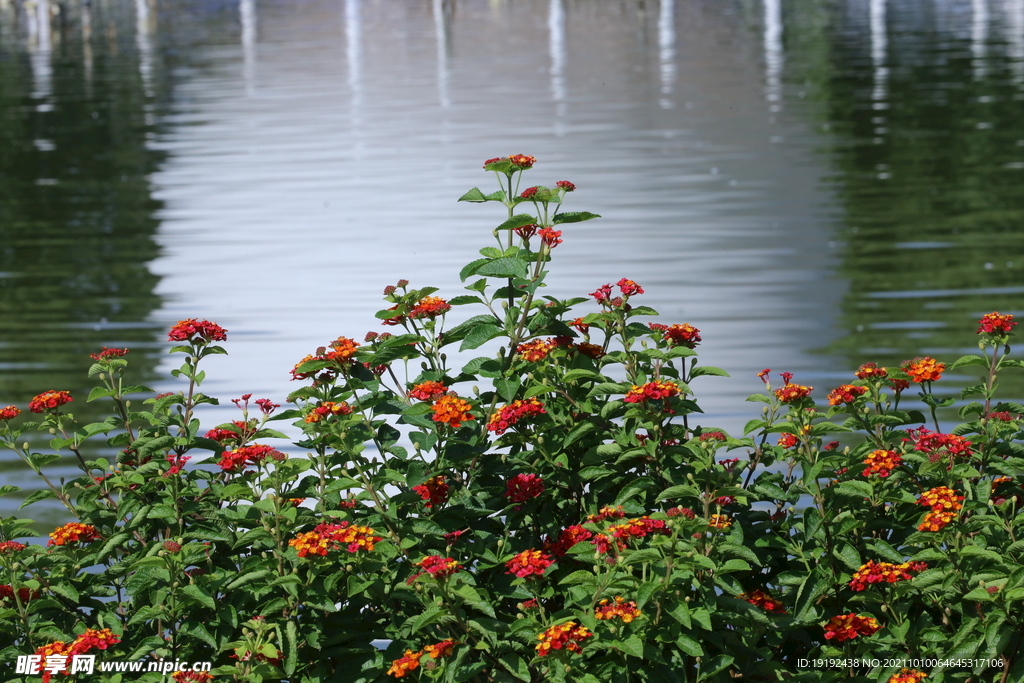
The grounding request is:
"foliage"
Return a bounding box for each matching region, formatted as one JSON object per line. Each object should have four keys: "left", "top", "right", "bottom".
{"left": 1, "top": 158, "right": 1023, "bottom": 683}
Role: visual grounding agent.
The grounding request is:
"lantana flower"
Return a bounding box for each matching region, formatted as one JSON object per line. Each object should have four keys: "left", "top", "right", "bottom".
{"left": 48, "top": 523, "right": 100, "bottom": 547}
{"left": 849, "top": 560, "right": 927, "bottom": 591}
{"left": 412, "top": 476, "right": 449, "bottom": 509}
{"left": 536, "top": 621, "right": 592, "bottom": 657}
{"left": 738, "top": 589, "right": 786, "bottom": 613}
{"left": 595, "top": 596, "right": 642, "bottom": 623}
{"left": 822, "top": 613, "right": 881, "bottom": 641}
{"left": 506, "top": 549, "right": 555, "bottom": 578}
{"left": 168, "top": 318, "right": 227, "bottom": 343}
{"left": 431, "top": 395, "right": 475, "bottom": 429}
{"left": 29, "top": 390, "right": 73, "bottom": 413}
{"left": 488, "top": 399, "right": 546, "bottom": 435}
{"left": 901, "top": 356, "right": 944, "bottom": 383}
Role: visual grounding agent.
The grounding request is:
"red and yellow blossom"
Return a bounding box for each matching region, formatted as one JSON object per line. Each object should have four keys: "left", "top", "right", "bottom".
{"left": 507, "top": 154, "right": 536, "bottom": 169}
{"left": 827, "top": 384, "right": 868, "bottom": 406}
{"left": 708, "top": 514, "right": 733, "bottom": 530}
{"left": 774, "top": 384, "right": 813, "bottom": 403}
{"left": 823, "top": 613, "right": 881, "bottom": 641}
{"left": 414, "top": 555, "right": 462, "bottom": 580}
{"left": 977, "top": 312, "right": 1016, "bottom": 335}
{"left": 48, "top": 522, "right": 100, "bottom": 547}
{"left": 595, "top": 596, "right": 642, "bottom": 623}
{"left": 504, "top": 473, "right": 545, "bottom": 503}
{"left": 738, "top": 589, "right": 786, "bottom": 613}
{"left": 855, "top": 362, "right": 888, "bottom": 380}
{"left": 29, "top": 390, "right": 73, "bottom": 413}
{"left": 172, "top": 672, "right": 215, "bottom": 683}
{"left": 506, "top": 550, "right": 555, "bottom": 578}
{"left": 616, "top": 278, "right": 644, "bottom": 296}
{"left": 325, "top": 336, "right": 360, "bottom": 361}
{"left": 387, "top": 649, "right": 423, "bottom": 678}
{"left": 888, "top": 668, "right": 928, "bottom": 683}
{"left": 304, "top": 401, "right": 353, "bottom": 423}
{"left": 90, "top": 347, "right": 129, "bottom": 361}
{"left": 536, "top": 621, "right": 592, "bottom": 657}
{"left": 0, "top": 405, "right": 19, "bottom": 421}
{"left": 849, "top": 560, "right": 928, "bottom": 591}
{"left": 917, "top": 486, "right": 964, "bottom": 531}
{"left": 408, "top": 381, "right": 447, "bottom": 401}
{"left": 289, "top": 521, "right": 381, "bottom": 558}
{"left": 488, "top": 398, "right": 546, "bottom": 435}
{"left": 412, "top": 475, "right": 449, "bottom": 509}
{"left": 219, "top": 444, "right": 284, "bottom": 472}
{"left": 587, "top": 505, "right": 626, "bottom": 523}
{"left": 602, "top": 516, "right": 670, "bottom": 550}
{"left": 543, "top": 525, "right": 594, "bottom": 556}
{"left": 0, "top": 585, "right": 40, "bottom": 603}
{"left": 423, "top": 640, "right": 458, "bottom": 659}
{"left": 907, "top": 428, "right": 973, "bottom": 461}
{"left": 863, "top": 449, "right": 902, "bottom": 478}
{"left": 168, "top": 318, "right": 227, "bottom": 343}
{"left": 777, "top": 433, "right": 799, "bottom": 449}
{"left": 539, "top": 227, "right": 563, "bottom": 248}
{"left": 517, "top": 338, "right": 557, "bottom": 362}
{"left": 902, "top": 357, "right": 944, "bottom": 383}
{"left": 0, "top": 540, "right": 27, "bottom": 553}
{"left": 431, "top": 395, "right": 475, "bottom": 429}
{"left": 624, "top": 381, "right": 680, "bottom": 403}
{"left": 409, "top": 296, "right": 451, "bottom": 320}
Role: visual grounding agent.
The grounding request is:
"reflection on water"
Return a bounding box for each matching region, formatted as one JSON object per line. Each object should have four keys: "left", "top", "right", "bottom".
{"left": 1, "top": 0, "right": 1023, "bottom": 518}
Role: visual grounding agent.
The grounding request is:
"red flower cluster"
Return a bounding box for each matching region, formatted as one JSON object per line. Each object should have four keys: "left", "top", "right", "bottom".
{"left": 514, "top": 223, "right": 538, "bottom": 240}
{"left": 616, "top": 278, "right": 644, "bottom": 296}
{"left": 167, "top": 318, "right": 227, "bottom": 343}
{"left": 304, "top": 401, "right": 353, "bottom": 423}
{"left": 408, "top": 381, "right": 447, "bottom": 401}
{"left": 431, "top": 395, "right": 475, "bottom": 429}
{"left": 902, "top": 356, "right": 944, "bottom": 383}
{"left": 738, "top": 589, "right": 786, "bottom": 613}
{"left": 888, "top": 669, "right": 928, "bottom": 683}
{"left": 506, "top": 549, "right": 555, "bottom": 578}
{"left": 387, "top": 650, "right": 422, "bottom": 678}
{"left": 29, "top": 390, "right": 73, "bottom": 413}
{"left": 862, "top": 449, "right": 902, "bottom": 478}
{"left": 556, "top": 180, "right": 575, "bottom": 191}
{"left": 539, "top": 227, "right": 563, "bottom": 248}
{"left": 601, "top": 516, "right": 670, "bottom": 551}
{"left": 164, "top": 453, "right": 191, "bottom": 478}
{"left": 666, "top": 507, "right": 696, "bottom": 518}
{"left": 648, "top": 322, "right": 701, "bottom": 348}
{"left": 409, "top": 296, "right": 451, "bottom": 320}
{"left": 521, "top": 186, "right": 539, "bottom": 199}
{"left": 219, "top": 444, "right": 284, "bottom": 472}
{"left": 855, "top": 362, "right": 889, "bottom": 380}
{"left": 48, "top": 523, "right": 100, "bottom": 547}
{"left": 172, "top": 672, "right": 215, "bottom": 683}
{"left": 488, "top": 399, "right": 546, "bottom": 435}
{"left": 0, "top": 405, "right": 20, "bottom": 421}
{"left": 413, "top": 555, "right": 462, "bottom": 580}
{"left": 508, "top": 154, "right": 536, "bottom": 168}
{"left": 517, "top": 338, "right": 557, "bottom": 362}
{"left": 90, "top": 347, "right": 129, "bottom": 361}
{"left": 777, "top": 433, "right": 798, "bottom": 449}
{"left": 0, "top": 540, "right": 27, "bottom": 553}
{"left": 624, "top": 381, "right": 680, "bottom": 403}
{"left": 0, "top": 584, "right": 39, "bottom": 603}
{"left": 918, "top": 486, "right": 964, "bottom": 531}
{"left": 849, "top": 560, "right": 927, "bottom": 591}
{"left": 34, "top": 629, "right": 120, "bottom": 682}
{"left": 595, "top": 596, "right": 642, "bottom": 623}
{"left": 536, "top": 621, "right": 592, "bottom": 657}
{"left": 774, "top": 384, "right": 813, "bottom": 403}
{"left": 708, "top": 514, "right": 732, "bottom": 530}
{"left": 423, "top": 640, "right": 457, "bottom": 659}
{"left": 590, "top": 283, "right": 613, "bottom": 303}
{"left": 823, "top": 613, "right": 881, "bottom": 641}
{"left": 412, "top": 476, "right": 449, "bottom": 509}
{"left": 827, "top": 384, "right": 868, "bottom": 406}
{"left": 505, "top": 473, "right": 545, "bottom": 503}
{"left": 907, "top": 428, "right": 973, "bottom": 461}
{"left": 977, "top": 312, "right": 1016, "bottom": 335}
{"left": 205, "top": 420, "right": 256, "bottom": 444}
{"left": 289, "top": 521, "right": 381, "bottom": 558}
{"left": 587, "top": 505, "right": 626, "bottom": 523}
{"left": 543, "top": 525, "right": 594, "bottom": 556}
{"left": 574, "top": 342, "right": 605, "bottom": 359}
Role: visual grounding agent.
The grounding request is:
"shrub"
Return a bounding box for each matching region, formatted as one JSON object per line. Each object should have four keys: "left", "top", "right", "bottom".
{"left": 1, "top": 157, "right": 1023, "bottom": 683}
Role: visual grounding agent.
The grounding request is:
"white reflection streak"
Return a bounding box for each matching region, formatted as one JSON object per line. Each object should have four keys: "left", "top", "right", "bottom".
{"left": 29, "top": 0, "right": 53, "bottom": 103}
{"left": 1006, "top": 0, "right": 1024, "bottom": 85}
{"left": 972, "top": 0, "right": 988, "bottom": 79}
{"left": 433, "top": 0, "right": 450, "bottom": 108}
{"left": 659, "top": 0, "right": 676, "bottom": 108}
{"left": 345, "top": 0, "right": 363, "bottom": 141}
{"left": 549, "top": 0, "right": 566, "bottom": 106}
{"left": 82, "top": 0, "right": 94, "bottom": 89}
{"left": 241, "top": 0, "right": 256, "bottom": 96}
{"left": 136, "top": 0, "right": 154, "bottom": 98}
{"left": 763, "top": 0, "right": 782, "bottom": 109}
{"left": 870, "top": 0, "right": 888, "bottom": 106}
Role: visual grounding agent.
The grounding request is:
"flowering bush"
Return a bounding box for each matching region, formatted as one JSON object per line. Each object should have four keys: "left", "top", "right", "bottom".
{"left": 1, "top": 158, "right": 1023, "bottom": 683}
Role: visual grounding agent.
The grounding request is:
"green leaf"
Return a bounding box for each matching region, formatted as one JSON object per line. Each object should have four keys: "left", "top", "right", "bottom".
{"left": 449, "top": 295, "right": 483, "bottom": 306}
{"left": 226, "top": 570, "right": 274, "bottom": 591}
{"left": 458, "top": 187, "right": 488, "bottom": 202}
{"left": 460, "top": 323, "right": 504, "bottom": 351}
{"left": 833, "top": 480, "right": 874, "bottom": 500}
{"left": 495, "top": 214, "right": 538, "bottom": 232}
{"left": 284, "top": 620, "right": 298, "bottom": 676}
{"left": 497, "top": 653, "right": 531, "bottom": 682}
{"left": 676, "top": 634, "right": 704, "bottom": 657}
{"left": 949, "top": 354, "right": 988, "bottom": 370}
{"left": 552, "top": 211, "right": 600, "bottom": 224}
{"left": 182, "top": 584, "right": 216, "bottom": 610}
{"left": 19, "top": 488, "right": 56, "bottom": 509}
{"left": 690, "top": 366, "right": 730, "bottom": 379}
{"left": 616, "top": 634, "right": 645, "bottom": 658}
{"left": 476, "top": 257, "right": 529, "bottom": 279}
{"left": 460, "top": 258, "right": 489, "bottom": 282}
{"left": 494, "top": 377, "right": 521, "bottom": 402}
{"left": 0, "top": 485, "right": 20, "bottom": 498}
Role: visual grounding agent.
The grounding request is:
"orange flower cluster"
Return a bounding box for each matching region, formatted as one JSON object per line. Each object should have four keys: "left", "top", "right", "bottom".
{"left": 408, "top": 381, "right": 447, "bottom": 401}
{"left": 48, "top": 523, "right": 100, "bottom": 547}
{"left": 29, "top": 390, "right": 74, "bottom": 413}
{"left": 289, "top": 521, "right": 381, "bottom": 558}
{"left": 823, "top": 613, "right": 881, "bottom": 641}
{"left": 855, "top": 362, "right": 888, "bottom": 380}
{"left": 411, "top": 555, "right": 462, "bottom": 581}
{"left": 0, "top": 405, "right": 19, "bottom": 420}
{"left": 326, "top": 336, "right": 360, "bottom": 361}
{"left": 774, "top": 384, "right": 813, "bottom": 403}
{"left": 168, "top": 318, "right": 227, "bottom": 343}
{"left": 595, "top": 596, "right": 642, "bottom": 623}
{"left": 409, "top": 296, "right": 451, "bottom": 320}
{"left": 304, "top": 401, "right": 353, "bottom": 423}
{"left": 506, "top": 550, "right": 555, "bottom": 578}
{"left": 777, "top": 433, "right": 799, "bottom": 449}
{"left": 587, "top": 505, "right": 626, "bottom": 523}
{"left": 539, "top": 227, "right": 563, "bottom": 248}
{"left": 827, "top": 384, "right": 868, "bottom": 406}
{"left": 649, "top": 322, "right": 702, "bottom": 348}
{"left": 431, "top": 395, "right": 475, "bottom": 429}
{"left": 218, "top": 444, "right": 284, "bottom": 472}
{"left": 888, "top": 668, "right": 928, "bottom": 683}
{"left": 575, "top": 342, "right": 605, "bottom": 359}
{"left": 536, "top": 621, "right": 592, "bottom": 657}
{"left": 902, "top": 357, "right": 944, "bottom": 383}
{"left": 34, "top": 629, "right": 120, "bottom": 682}
{"left": 0, "top": 540, "right": 27, "bottom": 553}
{"left": 849, "top": 560, "right": 928, "bottom": 591}
{"left": 412, "top": 475, "right": 449, "bottom": 509}
{"left": 387, "top": 640, "right": 457, "bottom": 678}
{"left": 543, "top": 525, "right": 594, "bottom": 556}
{"left": 517, "top": 338, "right": 557, "bottom": 362}
{"left": 918, "top": 486, "right": 963, "bottom": 531}
{"left": 487, "top": 398, "right": 546, "bottom": 435}
{"left": 172, "top": 672, "right": 215, "bottom": 683}
{"left": 708, "top": 514, "right": 733, "bottom": 530}
{"left": 624, "top": 381, "right": 680, "bottom": 403}
{"left": 977, "top": 312, "right": 1016, "bottom": 335}
{"left": 738, "top": 589, "right": 786, "bottom": 613}
{"left": 909, "top": 429, "right": 973, "bottom": 461}
{"left": 863, "top": 449, "right": 902, "bottom": 478}
{"left": 599, "top": 517, "right": 670, "bottom": 552}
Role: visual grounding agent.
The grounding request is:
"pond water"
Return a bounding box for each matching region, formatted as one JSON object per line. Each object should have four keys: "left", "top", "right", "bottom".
{"left": 1, "top": 0, "right": 1023, "bottom": 522}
